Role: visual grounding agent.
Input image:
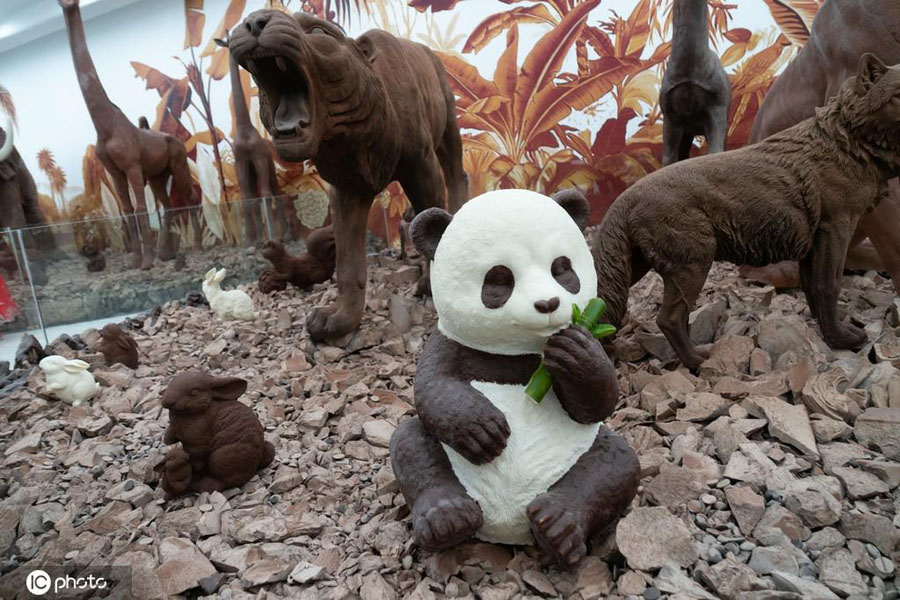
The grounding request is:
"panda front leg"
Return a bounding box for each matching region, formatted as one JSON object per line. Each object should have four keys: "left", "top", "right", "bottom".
{"left": 390, "top": 417, "right": 483, "bottom": 551}
{"left": 527, "top": 426, "right": 640, "bottom": 569}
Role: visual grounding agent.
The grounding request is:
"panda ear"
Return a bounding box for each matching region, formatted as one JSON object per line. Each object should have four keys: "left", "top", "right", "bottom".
{"left": 552, "top": 189, "right": 590, "bottom": 231}
{"left": 410, "top": 208, "right": 452, "bottom": 261}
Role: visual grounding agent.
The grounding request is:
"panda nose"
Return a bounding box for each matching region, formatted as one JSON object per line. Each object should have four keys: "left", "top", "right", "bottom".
{"left": 534, "top": 297, "right": 560, "bottom": 314}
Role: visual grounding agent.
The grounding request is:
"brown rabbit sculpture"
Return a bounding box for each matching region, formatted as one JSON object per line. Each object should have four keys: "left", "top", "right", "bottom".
{"left": 258, "top": 225, "right": 336, "bottom": 294}
{"left": 97, "top": 323, "right": 139, "bottom": 369}
{"left": 160, "top": 370, "right": 276, "bottom": 497}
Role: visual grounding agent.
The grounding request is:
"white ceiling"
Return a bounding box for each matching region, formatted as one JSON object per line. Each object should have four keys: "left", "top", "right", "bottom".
{"left": 0, "top": 0, "right": 143, "bottom": 55}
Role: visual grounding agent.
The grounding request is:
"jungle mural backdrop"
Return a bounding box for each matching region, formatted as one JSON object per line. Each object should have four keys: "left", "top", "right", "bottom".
{"left": 1, "top": 0, "right": 823, "bottom": 250}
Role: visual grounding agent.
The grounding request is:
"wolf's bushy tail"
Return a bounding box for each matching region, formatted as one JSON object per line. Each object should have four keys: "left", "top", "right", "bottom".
{"left": 592, "top": 201, "right": 633, "bottom": 328}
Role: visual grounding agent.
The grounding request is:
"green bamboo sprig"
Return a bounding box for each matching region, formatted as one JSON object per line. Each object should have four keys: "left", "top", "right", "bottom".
{"left": 524, "top": 297, "right": 617, "bottom": 403}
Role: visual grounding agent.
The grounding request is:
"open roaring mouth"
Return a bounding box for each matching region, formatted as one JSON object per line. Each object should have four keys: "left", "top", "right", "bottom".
{"left": 242, "top": 48, "right": 313, "bottom": 143}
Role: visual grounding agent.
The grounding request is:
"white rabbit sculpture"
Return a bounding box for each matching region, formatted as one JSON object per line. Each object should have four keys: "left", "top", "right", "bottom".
{"left": 39, "top": 356, "right": 100, "bottom": 406}
{"left": 202, "top": 268, "right": 258, "bottom": 321}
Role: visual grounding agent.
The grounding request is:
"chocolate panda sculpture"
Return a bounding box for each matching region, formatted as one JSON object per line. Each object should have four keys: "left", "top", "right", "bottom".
{"left": 390, "top": 189, "right": 640, "bottom": 568}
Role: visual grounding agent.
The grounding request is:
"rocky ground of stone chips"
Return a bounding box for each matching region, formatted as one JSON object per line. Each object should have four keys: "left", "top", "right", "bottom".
{"left": 0, "top": 251, "right": 898, "bottom": 599}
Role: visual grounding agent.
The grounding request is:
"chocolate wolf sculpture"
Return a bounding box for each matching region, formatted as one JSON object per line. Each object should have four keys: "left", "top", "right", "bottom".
{"left": 59, "top": 0, "right": 202, "bottom": 269}
{"left": 391, "top": 190, "right": 639, "bottom": 569}
{"left": 228, "top": 10, "right": 468, "bottom": 340}
{"left": 592, "top": 55, "right": 900, "bottom": 370}
{"left": 160, "top": 370, "right": 275, "bottom": 496}
{"left": 660, "top": 0, "right": 731, "bottom": 164}
{"left": 747, "top": 0, "right": 900, "bottom": 295}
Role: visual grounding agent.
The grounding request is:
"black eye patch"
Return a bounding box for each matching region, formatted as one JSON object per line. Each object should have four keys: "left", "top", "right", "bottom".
{"left": 482, "top": 265, "right": 515, "bottom": 309}
{"left": 551, "top": 256, "right": 580, "bottom": 294}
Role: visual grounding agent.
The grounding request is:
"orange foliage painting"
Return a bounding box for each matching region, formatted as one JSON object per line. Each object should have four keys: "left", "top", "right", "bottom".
{"left": 49, "top": 0, "right": 821, "bottom": 249}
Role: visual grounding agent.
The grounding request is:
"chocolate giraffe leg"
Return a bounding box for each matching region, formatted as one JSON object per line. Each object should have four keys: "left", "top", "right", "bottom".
{"left": 527, "top": 426, "right": 640, "bottom": 569}
{"left": 390, "top": 417, "right": 483, "bottom": 551}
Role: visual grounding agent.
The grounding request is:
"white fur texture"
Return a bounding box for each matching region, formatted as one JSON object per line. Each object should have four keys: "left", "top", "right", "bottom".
{"left": 39, "top": 356, "right": 100, "bottom": 406}
{"left": 444, "top": 382, "right": 600, "bottom": 544}
{"left": 0, "top": 115, "right": 13, "bottom": 163}
{"left": 202, "top": 268, "right": 258, "bottom": 321}
{"left": 430, "top": 189, "right": 601, "bottom": 544}
{"left": 432, "top": 189, "right": 598, "bottom": 355}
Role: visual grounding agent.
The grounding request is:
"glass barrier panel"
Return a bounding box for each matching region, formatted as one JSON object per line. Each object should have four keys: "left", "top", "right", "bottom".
{"left": 0, "top": 227, "right": 46, "bottom": 365}
{"left": 11, "top": 194, "right": 343, "bottom": 334}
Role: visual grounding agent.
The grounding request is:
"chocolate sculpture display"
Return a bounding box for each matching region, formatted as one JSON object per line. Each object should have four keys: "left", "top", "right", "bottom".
{"left": 160, "top": 370, "right": 275, "bottom": 496}
{"left": 593, "top": 55, "right": 900, "bottom": 370}
{"left": 0, "top": 118, "right": 52, "bottom": 284}
{"left": 97, "top": 323, "right": 139, "bottom": 369}
{"left": 258, "top": 225, "right": 335, "bottom": 294}
{"left": 229, "top": 10, "right": 468, "bottom": 340}
{"left": 59, "top": 0, "right": 202, "bottom": 270}
{"left": 748, "top": 0, "right": 900, "bottom": 295}
{"left": 390, "top": 190, "right": 639, "bottom": 568}
{"left": 216, "top": 37, "right": 291, "bottom": 245}
{"left": 659, "top": 0, "right": 731, "bottom": 164}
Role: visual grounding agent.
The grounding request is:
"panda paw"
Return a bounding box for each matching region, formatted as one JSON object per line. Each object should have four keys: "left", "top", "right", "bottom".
{"left": 413, "top": 489, "right": 483, "bottom": 552}
{"left": 543, "top": 326, "right": 604, "bottom": 382}
{"left": 527, "top": 492, "right": 587, "bottom": 569}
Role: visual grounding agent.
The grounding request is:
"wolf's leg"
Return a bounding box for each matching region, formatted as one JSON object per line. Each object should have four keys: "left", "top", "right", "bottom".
{"left": 857, "top": 179, "right": 900, "bottom": 296}
{"left": 658, "top": 262, "right": 712, "bottom": 370}
{"left": 527, "top": 426, "right": 639, "bottom": 569}
{"left": 390, "top": 417, "right": 483, "bottom": 551}
{"left": 800, "top": 225, "right": 867, "bottom": 349}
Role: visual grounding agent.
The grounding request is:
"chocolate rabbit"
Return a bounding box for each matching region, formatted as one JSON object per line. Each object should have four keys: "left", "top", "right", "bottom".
{"left": 97, "top": 323, "right": 139, "bottom": 369}
{"left": 160, "top": 370, "right": 275, "bottom": 496}
{"left": 258, "top": 225, "right": 336, "bottom": 293}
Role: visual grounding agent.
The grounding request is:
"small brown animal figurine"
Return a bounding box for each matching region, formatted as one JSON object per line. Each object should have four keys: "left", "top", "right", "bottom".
{"left": 259, "top": 225, "right": 336, "bottom": 293}
{"left": 160, "top": 370, "right": 275, "bottom": 496}
{"left": 153, "top": 447, "right": 192, "bottom": 500}
{"left": 97, "top": 323, "right": 139, "bottom": 369}
{"left": 80, "top": 243, "right": 106, "bottom": 272}
{"left": 593, "top": 54, "right": 900, "bottom": 370}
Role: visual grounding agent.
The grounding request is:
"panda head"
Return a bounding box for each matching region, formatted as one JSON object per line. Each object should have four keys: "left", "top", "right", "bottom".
{"left": 411, "top": 189, "right": 597, "bottom": 356}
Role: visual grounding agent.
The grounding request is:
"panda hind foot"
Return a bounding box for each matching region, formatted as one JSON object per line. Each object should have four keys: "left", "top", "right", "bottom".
{"left": 527, "top": 493, "right": 587, "bottom": 569}
{"left": 413, "top": 489, "right": 483, "bottom": 552}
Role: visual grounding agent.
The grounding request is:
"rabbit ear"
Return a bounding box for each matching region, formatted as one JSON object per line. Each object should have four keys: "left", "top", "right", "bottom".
{"left": 63, "top": 360, "right": 90, "bottom": 373}
{"left": 214, "top": 269, "right": 226, "bottom": 283}
{"left": 204, "top": 268, "right": 216, "bottom": 283}
{"left": 209, "top": 376, "right": 247, "bottom": 401}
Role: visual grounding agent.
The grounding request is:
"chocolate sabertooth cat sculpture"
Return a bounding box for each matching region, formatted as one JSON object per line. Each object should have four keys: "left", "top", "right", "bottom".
{"left": 228, "top": 10, "right": 468, "bottom": 341}
{"left": 390, "top": 190, "right": 640, "bottom": 569}
{"left": 159, "top": 370, "right": 275, "bottom": 498}
{"left": 593, "top": 55, "right": 900, "bottom": 370}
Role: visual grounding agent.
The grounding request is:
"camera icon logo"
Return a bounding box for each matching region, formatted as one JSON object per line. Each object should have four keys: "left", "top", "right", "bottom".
{"left": 26, "top": 569, "right": 52, "bottom": 596}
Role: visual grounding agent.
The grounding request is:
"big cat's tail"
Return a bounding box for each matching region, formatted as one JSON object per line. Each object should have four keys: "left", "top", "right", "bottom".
{"left": 592, "top": 201, "right": 634, "bottom": 328}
